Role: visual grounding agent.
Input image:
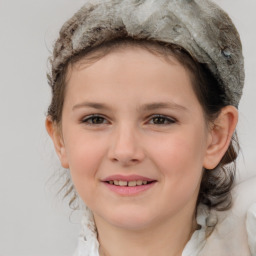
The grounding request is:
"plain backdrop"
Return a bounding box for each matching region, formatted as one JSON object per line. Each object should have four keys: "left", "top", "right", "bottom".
{"left": 0, "top": 0, "right": 255, "bottom": 255}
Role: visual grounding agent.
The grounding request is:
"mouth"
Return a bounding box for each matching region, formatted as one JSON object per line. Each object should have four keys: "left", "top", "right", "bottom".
{"left": 105, "top": 180, "right": 155, "bottom": 186}
{"left": 102, "top": 175, "right": 157, "bottom": 196}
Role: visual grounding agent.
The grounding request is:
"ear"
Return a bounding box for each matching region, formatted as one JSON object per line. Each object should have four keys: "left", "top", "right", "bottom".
{"left": 45, "top": 117, "right": 69, "bottom": 169}
{"left": 203, "top": 106, "right": 238, "bottom": 170}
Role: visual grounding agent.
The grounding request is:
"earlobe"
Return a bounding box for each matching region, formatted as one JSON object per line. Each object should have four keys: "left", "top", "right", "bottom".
{"left": 203, "top": 106, "right": 238, "bottom": 170}
{"left": 45, "top": 117, "right": 69, "bottom": 169}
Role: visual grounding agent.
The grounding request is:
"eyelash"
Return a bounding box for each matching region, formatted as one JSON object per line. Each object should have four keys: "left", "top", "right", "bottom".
{"left": 81, "top": 114, "right": 109, "bottom": 125}
{"left": 81, "top": 114, "right": 176, "bottom": 126}
{"left": 148, "top": 115, "right": 176, "bottom": 125}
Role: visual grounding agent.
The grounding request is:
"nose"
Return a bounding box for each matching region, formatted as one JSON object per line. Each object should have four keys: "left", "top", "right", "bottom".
{"left": 108, "top": 124, "right": 145, "bottom": 166}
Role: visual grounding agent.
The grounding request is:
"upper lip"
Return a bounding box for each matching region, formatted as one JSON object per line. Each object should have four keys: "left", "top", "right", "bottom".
{"left": 102, "top": 174, "right": 156, "bottom": 182}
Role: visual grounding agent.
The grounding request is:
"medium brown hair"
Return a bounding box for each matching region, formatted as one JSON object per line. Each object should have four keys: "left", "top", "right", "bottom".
{"left": 47, "top": 38, "right": 239, "bottom": 211}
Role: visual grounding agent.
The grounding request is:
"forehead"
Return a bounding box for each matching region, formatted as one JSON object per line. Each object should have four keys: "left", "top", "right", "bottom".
{"left": 68, "top": 41, "right": 188, "bottom": 75}
{"left": 64, "top": 42, "right": 202, "bottom": 100}
{"left": 66, "top": 42, "right": 200, "bottom": 96}
{"left": 67, "top": 46, "right": 188, "bottom": 89}
{"left": 63, "top": 47, "right": 203, "bottom": 115}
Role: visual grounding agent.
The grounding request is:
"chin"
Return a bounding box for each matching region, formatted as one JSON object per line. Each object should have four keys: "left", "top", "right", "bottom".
{"left": 101, "top": 206, "right": 157, "bottom": 231}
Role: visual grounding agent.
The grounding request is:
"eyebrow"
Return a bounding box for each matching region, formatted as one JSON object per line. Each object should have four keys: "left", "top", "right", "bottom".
{"left": 72, "top": 102, "right": 111, "bottom": 111}
{"left": 140, "top": 102, "right": 188, "bottom": 112}
{"left": 72, "top": 101, "right": 188, "bottom": 112}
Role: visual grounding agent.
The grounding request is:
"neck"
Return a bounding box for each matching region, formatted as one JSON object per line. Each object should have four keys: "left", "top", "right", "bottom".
{"left": 95, "top": 208, "right": 197, "bottom": 256}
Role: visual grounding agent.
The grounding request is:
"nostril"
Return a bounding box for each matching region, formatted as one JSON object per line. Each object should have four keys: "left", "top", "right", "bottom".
{"left": 110, "top": 156, "right": 142, "bottom": 165}
{"left": 108, "top": 138, "right": 145, "bottom": 164}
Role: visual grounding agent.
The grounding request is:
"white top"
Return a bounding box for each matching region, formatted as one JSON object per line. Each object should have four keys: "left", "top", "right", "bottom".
{"left": 73, "top": 176, "right": 256, "bottom": 256}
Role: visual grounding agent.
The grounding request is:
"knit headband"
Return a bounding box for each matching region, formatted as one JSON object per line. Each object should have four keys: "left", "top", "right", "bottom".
{"left": 49, "top": 0, "right": 244, "bottom": 107}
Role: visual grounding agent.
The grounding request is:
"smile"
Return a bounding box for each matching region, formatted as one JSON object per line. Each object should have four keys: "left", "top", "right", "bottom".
{"left": 107, "top": 180, "right": 153, "bottom": 186}
{"left": 102, "top": 175, "right": 157, "bottom": 196}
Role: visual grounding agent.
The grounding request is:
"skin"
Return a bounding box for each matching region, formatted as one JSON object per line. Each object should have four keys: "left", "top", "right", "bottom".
{"left": 46, "top": 46, "right": 238, "bottom": 256}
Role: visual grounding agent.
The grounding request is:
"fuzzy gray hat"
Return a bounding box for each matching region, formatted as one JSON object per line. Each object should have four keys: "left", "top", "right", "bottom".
{"left": 49, "top": 0, "right": 244, "bottom": 107}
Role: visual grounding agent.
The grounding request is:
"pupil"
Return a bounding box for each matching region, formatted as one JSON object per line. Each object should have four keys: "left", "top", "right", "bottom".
{"left": 92, "top": 117, "right": 103, "bottom": 124}
{"left": 154, "top": 117, "right": 165, "bottom": 124}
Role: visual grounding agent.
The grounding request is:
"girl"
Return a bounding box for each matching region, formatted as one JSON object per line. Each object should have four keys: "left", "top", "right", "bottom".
{"left": 46, "top": 0, "right": 256, "bottom": 255}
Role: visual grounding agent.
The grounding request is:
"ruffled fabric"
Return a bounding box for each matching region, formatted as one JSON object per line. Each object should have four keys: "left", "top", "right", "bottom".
{"left": 73, "top": 207, "right": 99, "bottom": 256}
{"left": 182, "top": 204, "right": 215, "bottom": 256}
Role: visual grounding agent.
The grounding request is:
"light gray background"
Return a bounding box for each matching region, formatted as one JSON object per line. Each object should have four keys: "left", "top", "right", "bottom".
{"left": 0, "top": 0, "right": 255, "bottom": 255}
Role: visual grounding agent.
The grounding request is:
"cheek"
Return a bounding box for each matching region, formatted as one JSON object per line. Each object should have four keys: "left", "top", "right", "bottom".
{"left": 150, "top": 130, "right": 206, "bottom": 196}
{"left": 63, "top": 132, "right": 107, "bottom": 196}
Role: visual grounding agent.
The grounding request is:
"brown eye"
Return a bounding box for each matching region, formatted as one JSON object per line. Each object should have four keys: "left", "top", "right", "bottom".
{"left": 149, "top": 115, "right": 176, "bottom": 125}
{"left": 82, "top": 115, "right": 108, "bottom": 125}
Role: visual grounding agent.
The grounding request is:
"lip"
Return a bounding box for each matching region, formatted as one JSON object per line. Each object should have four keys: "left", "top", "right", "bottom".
{"left": 101, "top": 174, "right": 157, "bottom": 196}
{"left": 102, "top": 174, "right": 155, "bottom": 182}
{"left": 103, "top": 181, "right": 156, "bottom": 196}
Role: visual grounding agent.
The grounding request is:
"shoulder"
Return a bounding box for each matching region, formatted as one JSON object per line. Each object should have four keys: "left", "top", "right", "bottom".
{"left": 200, "top": 175, "right": 256, "bottom": 256}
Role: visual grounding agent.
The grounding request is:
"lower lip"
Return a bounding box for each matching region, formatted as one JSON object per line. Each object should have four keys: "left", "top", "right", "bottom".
{"left": 103, "top": 182, "right": 156, "bottom": 196}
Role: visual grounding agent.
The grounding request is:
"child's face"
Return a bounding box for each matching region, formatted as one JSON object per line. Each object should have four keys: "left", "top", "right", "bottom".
{"left": 56, "top": 47, "right": 213, "bottom": 230}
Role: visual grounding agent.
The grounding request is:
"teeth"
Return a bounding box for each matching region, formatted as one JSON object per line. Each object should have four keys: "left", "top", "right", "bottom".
{"left": 108, "top": 180, "right": 149, "bottom": 186}
{"left": 119, "top": 181, "right": 128, "bottom": 186}
{"left": 128, "top": 181, "right": 137, "bottom": 187}
{"left": 136, "top": 180, "right": 143, "bottom": 185}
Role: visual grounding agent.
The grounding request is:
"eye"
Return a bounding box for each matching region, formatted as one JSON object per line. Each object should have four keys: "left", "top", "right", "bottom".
{"left": 148, "top": 115, "right": 176, "bottom": 125}
{"left": 81, "top": 114, "right": 109, "bottom": 125}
